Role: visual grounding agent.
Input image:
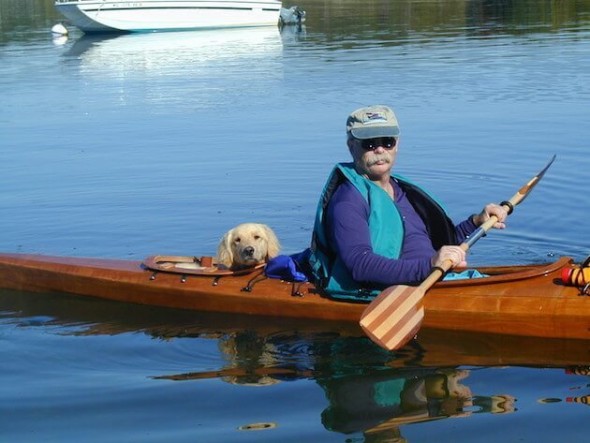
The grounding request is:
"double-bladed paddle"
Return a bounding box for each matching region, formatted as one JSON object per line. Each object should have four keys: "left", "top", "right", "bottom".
{"left": 359, "top": 155, "right": 557, "bottom": 351}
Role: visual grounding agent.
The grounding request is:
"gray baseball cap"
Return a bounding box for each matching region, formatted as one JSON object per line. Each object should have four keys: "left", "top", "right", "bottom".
{"left": 346, "top": 105, "right": 400, "bottom": 139}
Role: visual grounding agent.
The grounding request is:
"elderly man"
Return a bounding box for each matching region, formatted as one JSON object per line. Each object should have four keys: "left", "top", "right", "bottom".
{"left": 309, "top": 105, "right": 507, "bottom": 300}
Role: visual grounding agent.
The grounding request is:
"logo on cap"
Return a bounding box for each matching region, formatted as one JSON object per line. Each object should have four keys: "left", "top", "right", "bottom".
{"left": 362, "top": 111, "right": 388, "bottom": 124}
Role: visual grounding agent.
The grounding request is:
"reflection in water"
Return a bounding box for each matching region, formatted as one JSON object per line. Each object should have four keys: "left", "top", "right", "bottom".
{"left": 5, "top": 288, "right": 590, "bottom": 439}
{"left": 567, "top": 395, "right": 590, "bottom": 406}
{"left": 63, "top": 26, "right": 284, "bottom": 74}
{"left": 160, "top": 330, "right": 517, "bottom": 441}
{"left": 58, "top": 27, "right": 286, "bottom": 109}
{"left": 319, "top": 368, "right": 514, "bottom": 441}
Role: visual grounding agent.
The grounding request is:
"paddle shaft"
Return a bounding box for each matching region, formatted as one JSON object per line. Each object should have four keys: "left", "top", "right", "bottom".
{"left": 421, "top": 209, "right": 504, "bottom": 287}
{"left": 423, "top": 158, "right": 555, "bottom": 287}
{"left": 415, "top": 209, "right": 505, "bottom": 294}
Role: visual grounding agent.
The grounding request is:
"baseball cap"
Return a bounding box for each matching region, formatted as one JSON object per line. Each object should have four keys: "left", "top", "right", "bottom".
{"left": 346, "top": 105, "right": 400, "bottom": 139}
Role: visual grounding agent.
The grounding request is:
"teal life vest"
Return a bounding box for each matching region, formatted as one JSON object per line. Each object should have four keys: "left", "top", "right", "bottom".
{"left": 308, "top": 162, "right": 457, "bottom": 301}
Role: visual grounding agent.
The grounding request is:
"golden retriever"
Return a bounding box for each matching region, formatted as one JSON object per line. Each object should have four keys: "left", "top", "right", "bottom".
{"left": 217, "top": 223, "right": 280, "bottom": 270}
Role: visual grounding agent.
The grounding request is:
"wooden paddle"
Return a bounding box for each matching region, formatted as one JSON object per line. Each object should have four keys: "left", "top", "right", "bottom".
{"left": 359, "top": 155, "right": 557, "bottom": 351}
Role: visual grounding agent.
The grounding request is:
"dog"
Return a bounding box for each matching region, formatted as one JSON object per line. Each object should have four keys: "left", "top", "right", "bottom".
{"left": 217, "top": 223, "right": 280, "bottom": 270}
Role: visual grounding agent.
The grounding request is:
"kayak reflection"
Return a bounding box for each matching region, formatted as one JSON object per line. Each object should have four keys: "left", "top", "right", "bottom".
{"left": 157, "top": 331, "right": 516, "bottom": 438}
{"left": 4, "top": 286, "right": 588, "bottom": 439}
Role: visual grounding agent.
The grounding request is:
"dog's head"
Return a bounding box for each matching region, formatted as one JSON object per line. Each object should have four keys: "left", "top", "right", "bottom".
{"left": 217, "top": 223, "right": 280, "bottom": 269}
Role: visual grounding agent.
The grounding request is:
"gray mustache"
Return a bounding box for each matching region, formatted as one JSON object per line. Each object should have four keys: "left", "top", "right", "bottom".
{"left": 367, "top": 156, "right": 391, "bottom": 166}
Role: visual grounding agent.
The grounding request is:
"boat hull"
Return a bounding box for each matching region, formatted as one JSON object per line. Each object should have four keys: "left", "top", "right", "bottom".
{"left": 55, "top": 0, "right": 283, "bottom": 33}
{"left": 0, "top": 252, "right": 587, "bottom": 341}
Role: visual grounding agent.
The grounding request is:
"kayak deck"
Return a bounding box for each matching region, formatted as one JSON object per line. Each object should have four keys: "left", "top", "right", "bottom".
{"left": 0, "top": 252, "right": 587, "bottom": 341}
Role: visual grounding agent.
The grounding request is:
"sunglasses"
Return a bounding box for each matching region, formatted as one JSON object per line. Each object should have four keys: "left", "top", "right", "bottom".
{"left": 357, "top": 137, "right": 397, "bottom": 151}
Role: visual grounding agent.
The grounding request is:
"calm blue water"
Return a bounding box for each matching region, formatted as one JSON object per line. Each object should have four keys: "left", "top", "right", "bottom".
{"left": 2, "top": 0, "right": 590, "bottom": 441}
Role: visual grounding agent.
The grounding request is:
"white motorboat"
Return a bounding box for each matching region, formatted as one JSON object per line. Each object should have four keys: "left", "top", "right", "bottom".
{"left": 55, "top": 0, "right": 283, "bottom": 33}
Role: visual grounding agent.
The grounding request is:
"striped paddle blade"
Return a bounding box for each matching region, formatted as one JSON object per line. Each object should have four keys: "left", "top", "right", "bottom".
{"left": 359, "top": 284, "right": 426, "bottom": 350}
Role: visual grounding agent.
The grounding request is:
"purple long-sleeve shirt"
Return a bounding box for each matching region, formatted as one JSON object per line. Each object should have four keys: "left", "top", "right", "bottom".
{"left": 326, "top": 178, "right": 477, "bottom": 286}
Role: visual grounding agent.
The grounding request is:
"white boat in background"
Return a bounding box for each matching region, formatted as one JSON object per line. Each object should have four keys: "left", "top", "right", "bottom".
{"left": 54, "top": 0, "right": 283, "bottom": 33}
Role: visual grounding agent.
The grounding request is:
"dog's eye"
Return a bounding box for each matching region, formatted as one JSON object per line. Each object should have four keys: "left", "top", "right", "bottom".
{"left": 254, "top": 235, "right": 261, "bottom": 240}
{"left": 234, "top": 237, "right": 241, "bottom": 243}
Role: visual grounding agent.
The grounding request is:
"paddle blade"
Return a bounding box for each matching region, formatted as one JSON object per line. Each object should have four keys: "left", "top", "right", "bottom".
{"left": 359, "top": 284, "right": 426, "bottom": 351}
{"left": 515, "top": 154, "right": 556, "bottom": 204}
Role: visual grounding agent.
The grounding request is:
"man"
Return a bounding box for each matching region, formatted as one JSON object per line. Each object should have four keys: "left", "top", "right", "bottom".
{"left": 309, "top": 105, "right": 507, "bottom": 300}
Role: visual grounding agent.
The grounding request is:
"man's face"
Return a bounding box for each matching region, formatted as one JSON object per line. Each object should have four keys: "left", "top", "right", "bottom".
{"left": 348, "top": 136, "right": 398, "bottom": 180}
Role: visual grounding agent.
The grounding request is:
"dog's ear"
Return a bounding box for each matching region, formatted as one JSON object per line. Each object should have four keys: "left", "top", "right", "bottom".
{"left": 263, "top": 225, "right": 281, "bottom": 259}
{"left": 216, "top": 229, "right": 234, "bottom": 267}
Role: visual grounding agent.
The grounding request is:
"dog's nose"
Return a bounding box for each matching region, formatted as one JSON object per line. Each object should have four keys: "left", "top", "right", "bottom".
{"left": 243, "top": 246, "right": 255, "bottom": 256}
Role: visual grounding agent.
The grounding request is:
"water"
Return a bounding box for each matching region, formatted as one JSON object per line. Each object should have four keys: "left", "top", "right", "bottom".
{"left": 2, "top": 0, "right": 590, "bottom": 441}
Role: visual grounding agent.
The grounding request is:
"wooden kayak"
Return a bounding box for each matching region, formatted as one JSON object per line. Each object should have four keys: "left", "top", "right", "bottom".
{"left": 0, "top": 252, "right": 588, "bottom": 341}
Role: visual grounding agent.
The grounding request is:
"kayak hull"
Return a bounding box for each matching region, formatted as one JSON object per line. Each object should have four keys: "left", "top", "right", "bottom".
{"left": 0, "top": 253, "right": 587, "bottom": 340}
